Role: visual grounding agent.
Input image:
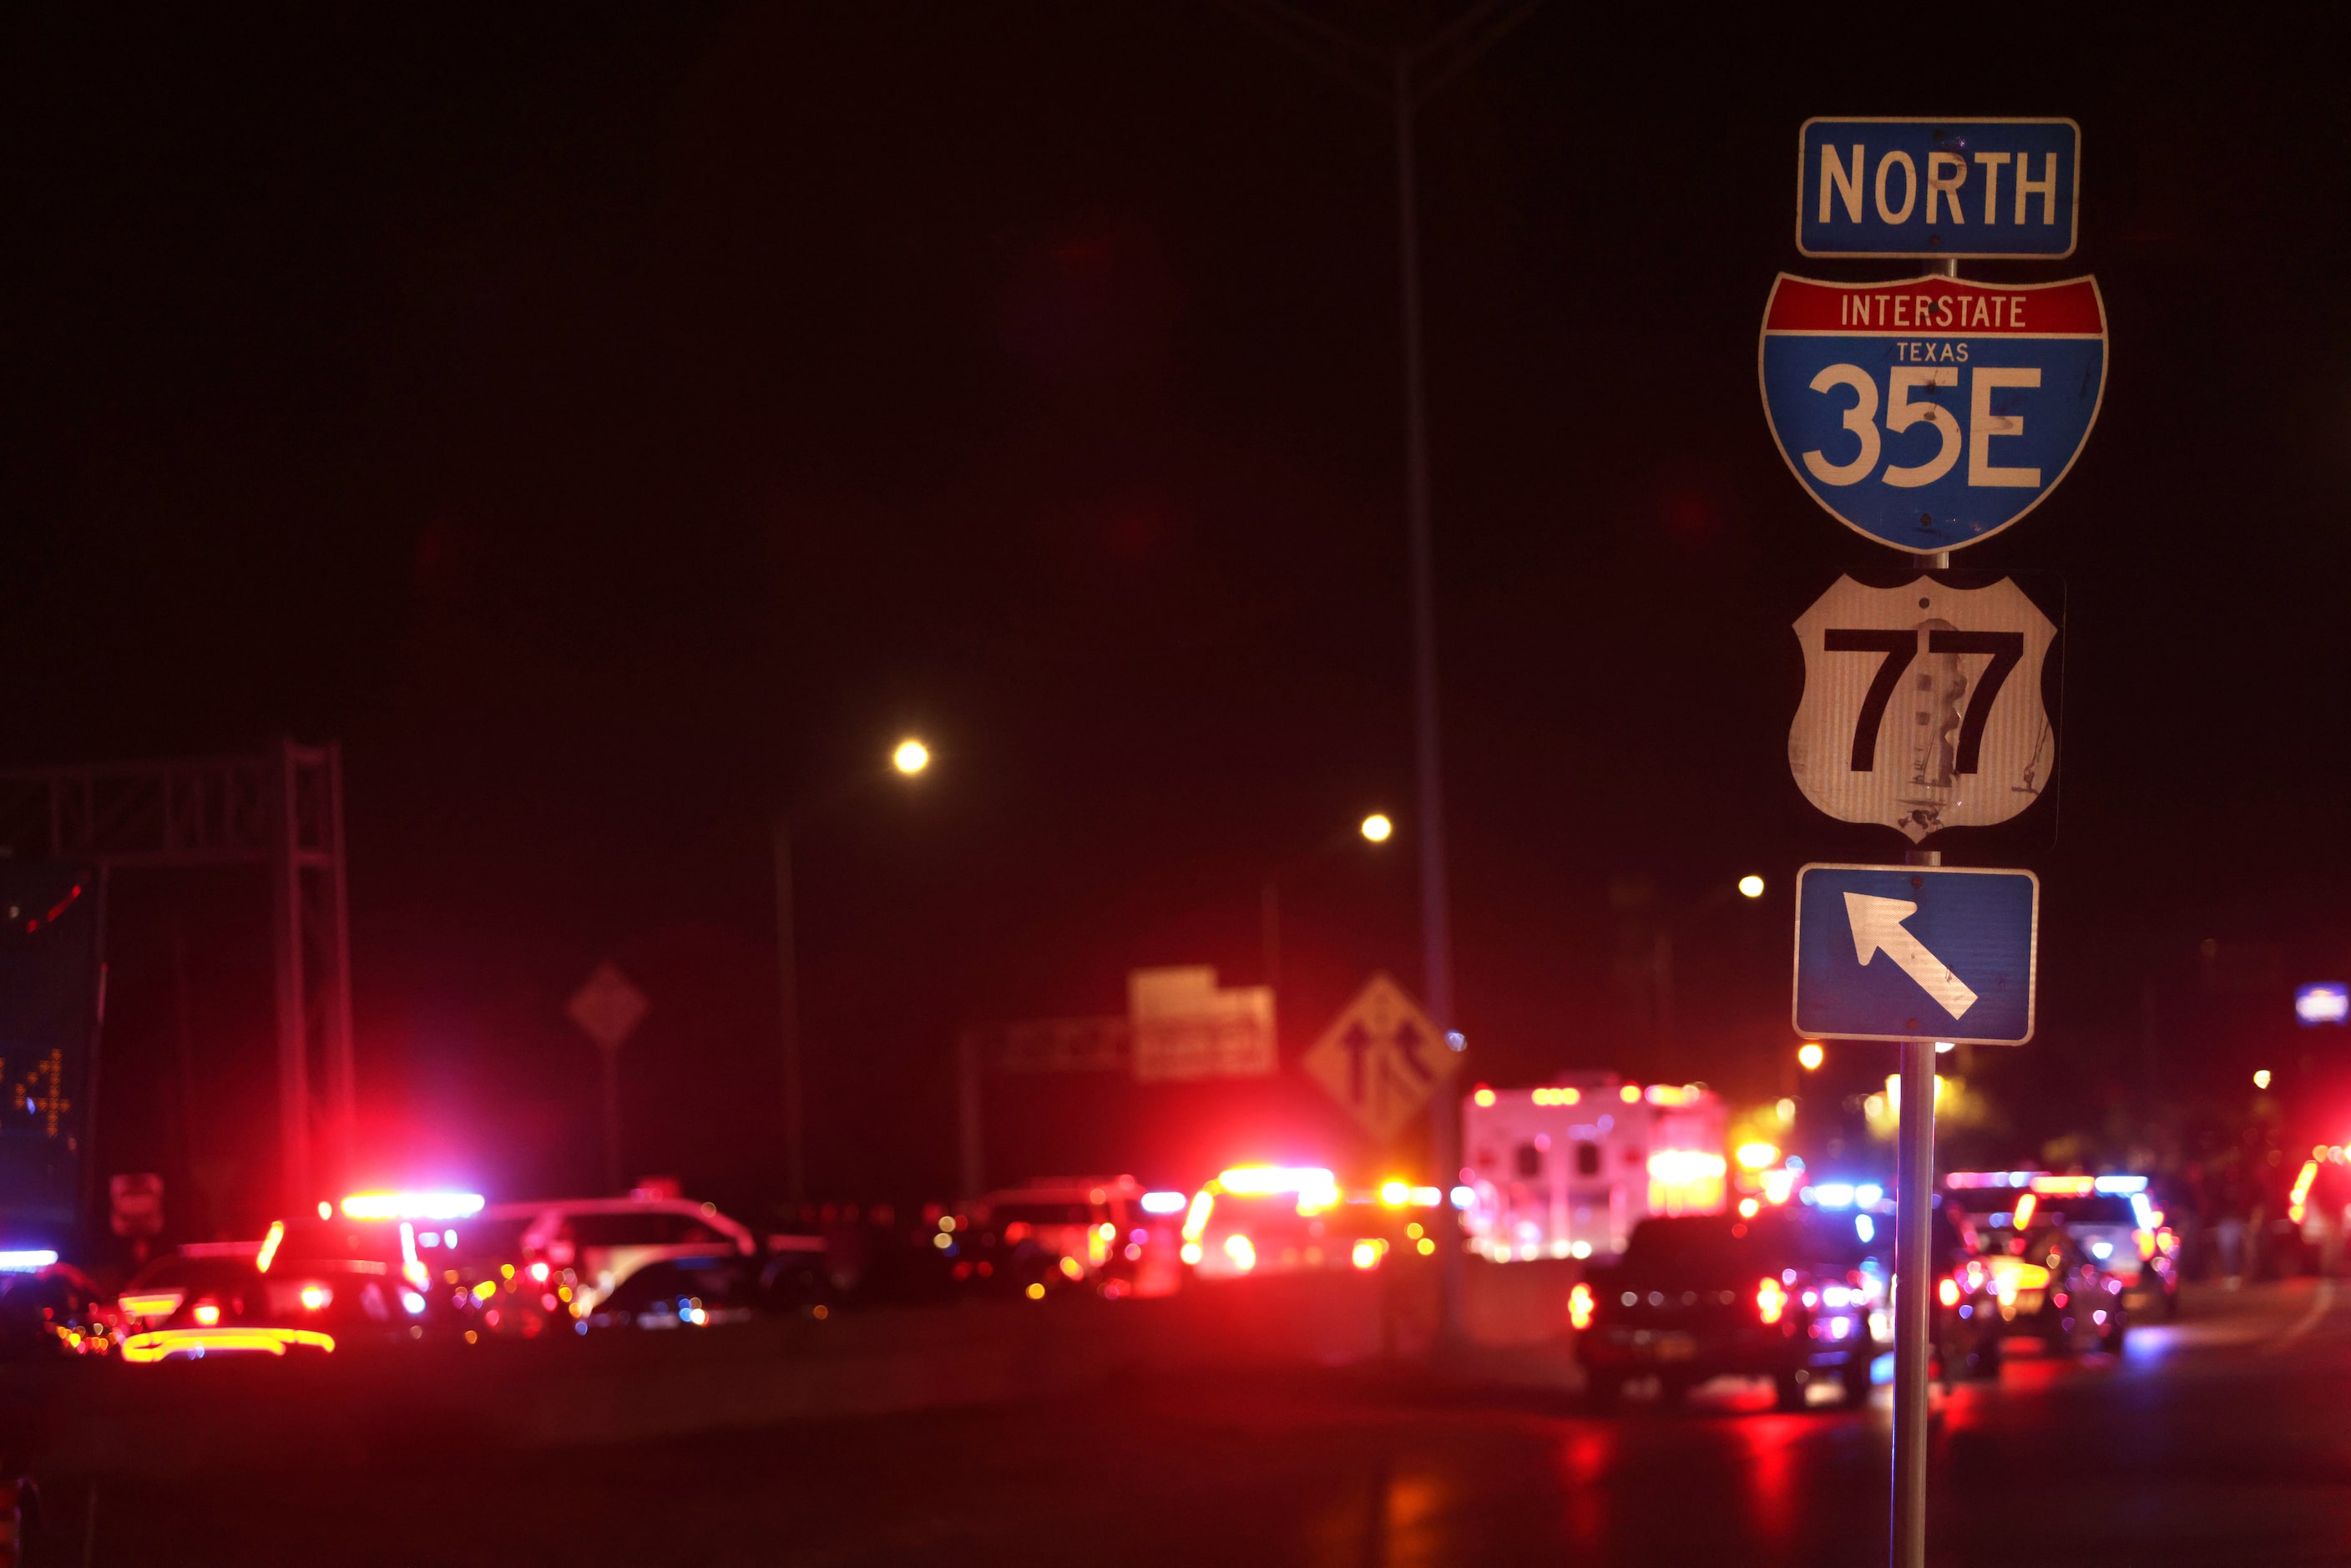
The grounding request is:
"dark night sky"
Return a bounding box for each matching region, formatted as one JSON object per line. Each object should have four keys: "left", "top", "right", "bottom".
{"left": 6, "top": 8, "right": 2348, "bottom": 1222}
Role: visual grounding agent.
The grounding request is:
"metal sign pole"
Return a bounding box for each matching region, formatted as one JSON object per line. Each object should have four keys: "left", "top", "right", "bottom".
{"left": 1892, "top": 520, "right": 1951, "bottom": 1568}
{"left": 1891, "top": 1030, "right": 1935, "bottom": 1568}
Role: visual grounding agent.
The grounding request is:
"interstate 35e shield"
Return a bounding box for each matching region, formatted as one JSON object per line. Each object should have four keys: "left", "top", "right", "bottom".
{"left": 1760, "top": 275, "right": 2106, "bottom": 553}
{"left": 1789, "top": 575, "right": 2056, "bottom": 843}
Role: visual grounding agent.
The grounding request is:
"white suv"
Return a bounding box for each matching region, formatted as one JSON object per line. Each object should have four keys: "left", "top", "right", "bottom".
{"left": 483, "top": 1197, "right": 758, "bottom": 1314}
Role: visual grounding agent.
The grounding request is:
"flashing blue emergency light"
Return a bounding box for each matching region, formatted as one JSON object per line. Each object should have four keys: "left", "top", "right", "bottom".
{"left": 2297, "top": 983, "right": 2349, "bottom": 1027}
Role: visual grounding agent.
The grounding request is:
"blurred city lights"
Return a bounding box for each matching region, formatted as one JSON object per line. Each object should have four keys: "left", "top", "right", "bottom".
{"left": 892, "top": 738, "right": 931, "bottom": 776}
{"left": 2254, "top": 1069, "right": 2273, "bottom": 1089}
{"left": 1360, "top": 812, "right": 1393, "bottom": 842}
{"left": 1797, "top": 1042, "right": 1825, "bottom": 1070}
{"left": 1737, "top": 874, "right": 1765, "bottom": 898}
{"left": 1735, "top": 1141, "right": 1781, "bottom": 1171}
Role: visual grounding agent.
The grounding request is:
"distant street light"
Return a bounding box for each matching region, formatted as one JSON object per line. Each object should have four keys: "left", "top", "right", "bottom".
{"left": 776, "top": 737, "right": 934, "bottom": 1202}
{"left": 1361, "top": 812, "right": 1394, "bottom": 843}
{"left": 1737, "top": 874, "right": 1766, "bottom": 899}
{"left": 2255, "top": 1069, "right": 2273, "bottom": 1090}
{"left": 1798, "top": 1042, "right": 1826, "bottom": 1071}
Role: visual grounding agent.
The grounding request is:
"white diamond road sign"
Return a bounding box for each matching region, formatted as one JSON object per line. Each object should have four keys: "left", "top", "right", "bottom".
{"left": 567, "top": 962, "right": 649, "bottom": 1053}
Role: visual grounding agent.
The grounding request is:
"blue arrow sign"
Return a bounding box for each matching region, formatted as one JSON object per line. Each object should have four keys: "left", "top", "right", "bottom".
{"left": 1797, "top": 119, "right": 2079, "bottom": 259}
{"left": 1760, "top": 274, "right": 2106, "bottom": 552}
{"left": 1793, "top": 863, "right": 2038, "bottom": 1045}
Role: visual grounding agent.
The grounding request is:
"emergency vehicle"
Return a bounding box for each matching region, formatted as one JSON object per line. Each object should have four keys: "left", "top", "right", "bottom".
{"left": 1461, "top": 1075, "right": 1729, "bottom": 1261}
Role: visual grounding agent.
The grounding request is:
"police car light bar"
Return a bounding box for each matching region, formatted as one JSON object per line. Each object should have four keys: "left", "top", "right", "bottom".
{"left": 2029, "top": 1176, "right": 2097, "bottom": 1196}
{"left": 0, "top": 1250, "right": 58, "bottom": 1273}
{"left": 1942, "top": 1171, "right": 2041, "bottom": 1189}
{"left": 341, "top": 1191, "right": 486, "bottom": 1222}
{"left": 1139, "top": 1191, "right": 1189, "bottom": 1216}
{"left": 2092, "top": 1176, "right": 2149, "bottom": 1194}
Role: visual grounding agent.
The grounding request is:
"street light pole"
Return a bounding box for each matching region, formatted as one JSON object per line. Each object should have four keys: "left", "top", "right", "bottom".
{"left": 1221, "top": 0, "right": 1541, "bottom": 1353}
{"left": 773, "top": 817, "right": 803, "bottom": 1206}
{"left": 773, "top": 737, "right": 932, "bottom": 1210}
{"left": 1261, "top": 875, "right": 1282, "bottom": 1005}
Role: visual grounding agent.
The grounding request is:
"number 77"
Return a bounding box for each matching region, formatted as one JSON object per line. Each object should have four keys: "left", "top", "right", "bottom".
{"left": 1822, "top": 629, "right": 2025, "bottom": 775}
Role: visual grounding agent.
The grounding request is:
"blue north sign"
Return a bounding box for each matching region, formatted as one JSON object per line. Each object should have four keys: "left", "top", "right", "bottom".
{"left": 1759, "top": 274, "right": 2106, "bottom": 553}
{"left": 1797, "top": 118, "right": 2079, "bottom": 259}
{"left": 1792, "top": 863, "right": 2039, "bottom": 1046}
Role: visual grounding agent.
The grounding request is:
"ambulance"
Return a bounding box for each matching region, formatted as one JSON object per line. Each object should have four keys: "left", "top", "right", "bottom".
{"left": 1460, "top": 1074, "right": 1728, "bottom": 1261}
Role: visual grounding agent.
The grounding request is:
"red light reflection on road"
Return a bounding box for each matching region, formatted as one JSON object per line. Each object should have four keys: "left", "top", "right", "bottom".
{"left": 1554, "top": 1425, "right": 1612, "bottom": 1547}
{"left": 1734, "top": 1413, "right": 1806, "bottom": 1546}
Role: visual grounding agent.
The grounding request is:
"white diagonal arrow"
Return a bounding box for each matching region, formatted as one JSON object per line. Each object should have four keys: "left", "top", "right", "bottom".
{"left": 1843, "top": 893, "right": 1979, "bottom": 1019}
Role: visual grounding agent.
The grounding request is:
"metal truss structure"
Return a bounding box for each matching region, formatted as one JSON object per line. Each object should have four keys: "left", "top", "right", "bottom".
{"left": 0, "top": 741, "right": 355, "bottom": 1208}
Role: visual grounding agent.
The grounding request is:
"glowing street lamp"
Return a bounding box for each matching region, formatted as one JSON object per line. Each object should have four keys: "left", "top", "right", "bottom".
{"left": 892, "top": 738, "right": 931, "bottom": 776}
{"left": 2254, "top": 1069, "right": 2273, "bottom": 1090}
{"left": 1737, "top": 873, "right": 1766, "bottom": 899}
{"left": 1361, "top": 812, "right": 1394, "bottom": 843}
{"left": 1797, "top": 1042, "right": 1826, "bottom": 1071}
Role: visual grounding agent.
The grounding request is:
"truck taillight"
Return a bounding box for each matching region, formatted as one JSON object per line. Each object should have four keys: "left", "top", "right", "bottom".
{"left": 1755, "top": 1277, "right": 1787, "bottom": 1325}
{"left": 1569, "top": 1282, "right": 1595, "bottom": 1331}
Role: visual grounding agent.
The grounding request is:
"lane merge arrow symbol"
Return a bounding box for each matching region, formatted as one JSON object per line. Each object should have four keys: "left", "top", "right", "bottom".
{"left": 1843, "top": 893, "right": 1979, "bottom": 1019}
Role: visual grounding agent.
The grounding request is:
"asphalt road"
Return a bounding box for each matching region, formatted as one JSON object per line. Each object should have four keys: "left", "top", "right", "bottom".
{"left": 40, "top": 1279, "right": 2351, "bottom": 1566}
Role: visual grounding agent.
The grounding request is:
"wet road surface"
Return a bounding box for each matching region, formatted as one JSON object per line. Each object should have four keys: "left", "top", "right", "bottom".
{"left": 44, "top": 1279, "right": 2351, "bottom": 1566}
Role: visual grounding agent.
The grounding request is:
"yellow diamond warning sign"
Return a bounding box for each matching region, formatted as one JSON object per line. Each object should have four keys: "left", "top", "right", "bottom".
{"left": 1301, "top": 973, "right": 1459, "bottom": 1142}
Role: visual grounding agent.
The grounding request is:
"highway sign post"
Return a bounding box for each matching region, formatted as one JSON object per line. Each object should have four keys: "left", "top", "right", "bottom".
{"left": 1789, "top": 574, "right": 2057, "bottom": 842}
{"left": 1793, "top": 863, "right": 2038, "bottom": 1044}
{"left": 1760, "top": 274, "right": 2106, "bottom": 552}
{"left": 1302, "top": 974, "right": 1458, "bottom": 1142}
{"left": 1768, "top": 114, "right": 2092, "bottom": 1568}
{"left": 568, "top": 962, "right": 650, "bottom": 1196}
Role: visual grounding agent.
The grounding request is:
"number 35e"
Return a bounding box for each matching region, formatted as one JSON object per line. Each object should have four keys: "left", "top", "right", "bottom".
{"left": 1802, "top": 364, "right": 2041, "bottom": 491}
